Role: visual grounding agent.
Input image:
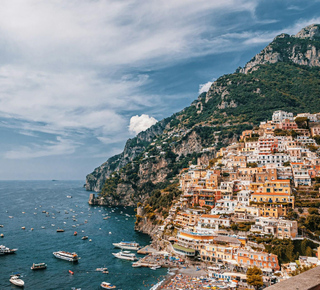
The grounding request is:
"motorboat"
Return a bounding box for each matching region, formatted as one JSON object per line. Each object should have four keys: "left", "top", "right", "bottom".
{"left": 0, "top": 245, "right": 17, "bottom": 255}
{"left": 150, "top": 265, "right": 161, "bottom": 270}
{"left": 67, "top": 195, "right": 72, "bottom": 198}
{"left": 31, "top": 263, "right": 47, "bottom": 270}
{"left": 81, "top": 236, "right": 88, "bottom": 240}
{"left": 112, "top": 251, "right": 137, "bottom": 261}
{"left": 112, "top": 241, "right": 140, "bottom": 251}
{"left": 53, "top": 251, "right": 78, "bottom": 262}
{"left": 100, "top": 282, "right": 116, "bottom": 289}
{"left": 57, "top": 229, "right": 65, "bottom": 232}
{"left": 9, "top": 274, "right": 24, "bottom": 287}
{"left": 96, "top": 267, "right": 108, "bottom": 273}
{"left": 74, "top": 231, "right": 77, "bottom": 236}
{"left": 132, "top": 262, "right": 141, "bottom": 268}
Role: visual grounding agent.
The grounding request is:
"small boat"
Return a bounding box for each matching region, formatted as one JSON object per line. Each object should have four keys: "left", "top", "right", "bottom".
{"left": 9, "top": 274, "right": 24, "bottom": 287}
{"left": 67, "top": 195, "right": 72, "bottom": 198}
{"left": 89, "top": 239, "right": 92, "bottom": 242}
{"left": 41, "top": 226, "right": 45, "bottom": 229}
{"left": 81, "top": 236, "right": 88, "bottom": 240}
{"left": 21, "top": 227, "right": 25, "bottom": 230}
{"left": 0, "top": 234, "right": 4, "bottom": 238}
{"left": 53, "top": 251, "right": 78, "bottom": 262}
{"left": 101, "top": 282, "right": 116, "bottom": 289}
{"left": 74, "top": 231, "right": 77, "bottom": 236}
{"left": 57, "top": 229, "right": 65, "bottom": 232}
{"left": 96, "top": 267, "right": 108, "bottom": 273}
{"left": 0, "top": 245, "right": 17, "bottom": 255}
{"left": 150, "top": 265, "right": 161, "bottom": 270}
{"left": 112, "top": 251, "right": 137, "bottom": 261}
{"left": 69, "top": 270, "right": 74, "bottom": 275}
{"left": 132, "top": 263, "right": 141, "bottom": 268}
{"left": 31, "top": 263, "right": 47, "bottom": 270}
{"left": 103, "top": 217, "right": 111, "bottom": 220}
{"left": 0, "top": 225, "right": 3, "bottom": 227}
{"left": 113, "top": 241, "right": 140, "bottom": 251}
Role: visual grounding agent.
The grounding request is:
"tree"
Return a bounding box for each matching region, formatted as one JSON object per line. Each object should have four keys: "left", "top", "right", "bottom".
{"left": 247, "top": 266, "right": 263, "bottom": 290}
{"left": 298, "top": 208, "right": 303, "bottom": 214}
{"left": 308, "top": 208, "right": 319, "bottom": 215}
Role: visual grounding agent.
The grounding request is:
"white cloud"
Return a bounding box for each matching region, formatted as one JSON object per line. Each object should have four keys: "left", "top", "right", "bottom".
{"left": 129, "top": 114, "right": 158, "bottom": 135}
{"left": 4, "top": 137, "right": 77, "bottom": 159}
{"left": 199, "top": 81, "right": 214, "bottom": 94}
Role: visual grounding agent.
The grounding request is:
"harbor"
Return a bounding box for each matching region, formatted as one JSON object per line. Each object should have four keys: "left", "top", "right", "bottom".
{"left": 0, "top": 180, "right": 165, "bottom": 290}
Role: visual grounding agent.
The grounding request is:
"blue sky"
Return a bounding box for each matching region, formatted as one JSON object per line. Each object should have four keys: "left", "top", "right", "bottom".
{"left": 0, "top": 0, "right": 320, "bottom": 180}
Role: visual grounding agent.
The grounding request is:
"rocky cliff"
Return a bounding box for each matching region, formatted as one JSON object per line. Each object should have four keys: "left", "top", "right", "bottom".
{"left": 85, "top": 117, "right": 171, "bottom": 192}
{"left": 240, "top": 24, "right": 320, "bottom": 74}
{"left": 86, "top": 24, "right": 320, "bottom": 206}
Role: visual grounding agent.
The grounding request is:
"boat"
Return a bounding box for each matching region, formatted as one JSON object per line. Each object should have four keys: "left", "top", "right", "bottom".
{"left": 67, "top": 195, "right": 72, "bottom": 198}
{"left": 74, "top": 231, "right": 77, "bottom": 236}
{"left": 96, "top": 267, "right": 108, "bottom": 273}
{"left": 69, "top": 270, "right": 74, "bottom": 275}
{"left": 81, "top": 236, "right": 88, "bottom": 240}
{"left": 112, "top": 251, "right": 137, "bottom": 261}
{"left": 53, "top": 251, "right": 78, "bottom": 262}
{"left": 9, "top": 274, "right": 24, "bottom": 287}
{"left": 0, "top": 245, "right": 17, "bottom": 255}
{"left": 112, "top": 241, "right": 140, "bottom": 251}
{"left": 103, "top": 217, "right": 111, "bottom": 220}
{"left": 31, "top": 263, "right": 47, "bottom": 270}
{"left": 57, "top": 229, "right": 65, "bottom": 232}
{"left": 100, "top": 282, "right": 116, "bottom": 289}
{"left": 21, "top": 227, "right": 25, "bottom": 230}
{"left": 132, "top": 263, "right": 141, "bottom": 268}
{"left": 0, "top": 233, "right": 4, "bottom": 238}
{"left": 150, "top": 265, "right": 161, "bottom": 270}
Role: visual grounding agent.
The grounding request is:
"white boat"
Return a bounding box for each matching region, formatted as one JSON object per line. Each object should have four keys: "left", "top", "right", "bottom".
{"left": 132, "top": 262, "right": 141, "bottom": 268}
{"left": 101, "top": 282, "right": 116, "bottom": 289}
{"left": 10, "top": 275, "right": 24, "bottom": 287}
{"left": 112, "top": 241, "right": 140, "bottom": 251}
{"left": 67, "top": 195, "right": 72, "bottom": 198}
{"left": 112, "top": 251, "right": 137, "bottom": 261}
{"left": 0, "top": 245, "right": 17, "bottom": 255}
{"left": 31, "top": 262, "right": 47, "bottom": 270}
{"left": 96, "top": 267, "right": 108, "bottom": 273}
{"left": 150, "top": 265, "right": 161, "bottom": 270}
{"left": 53, "top": 251, "right": 78, "bottom": 262}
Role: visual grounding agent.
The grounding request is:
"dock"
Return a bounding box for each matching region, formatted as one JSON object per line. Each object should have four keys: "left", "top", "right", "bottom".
{"left": 137, "top": 245, "right": 158, "bottom": 255}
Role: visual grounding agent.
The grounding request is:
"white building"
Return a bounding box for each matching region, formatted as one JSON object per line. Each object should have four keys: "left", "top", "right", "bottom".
{"left": 272, "top": 110, "right": 294, "bottom": 123}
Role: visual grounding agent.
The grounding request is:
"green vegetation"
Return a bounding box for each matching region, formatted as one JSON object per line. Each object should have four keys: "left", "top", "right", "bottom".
{"left": 246, "top": 266, "right": 263, "bottom": 290}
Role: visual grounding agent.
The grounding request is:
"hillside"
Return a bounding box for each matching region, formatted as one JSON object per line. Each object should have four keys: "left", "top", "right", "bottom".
{"left": 86, "top": 24, "right": 320, "bottom": 206}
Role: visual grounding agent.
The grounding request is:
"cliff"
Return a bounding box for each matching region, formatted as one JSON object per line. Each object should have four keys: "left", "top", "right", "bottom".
{"left": 86, "top": 24, "right": 320, "bottom": 206}
{"left": 240, "top": 24, "right": 320, "bottom": 74}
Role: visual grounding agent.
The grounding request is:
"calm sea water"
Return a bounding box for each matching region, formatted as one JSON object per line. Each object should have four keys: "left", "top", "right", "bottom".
{"left": 0, "top": 181, "right": 166, "bottom": 289}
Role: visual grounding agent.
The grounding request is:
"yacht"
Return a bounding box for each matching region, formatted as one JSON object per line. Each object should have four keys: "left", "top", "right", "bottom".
{"left": 31, "top": 263, "right": 47, "bottom": 270}
{"left": 9, "top": 274, "right": 24, "bottom": 287}
{"left": 0, "top": 245, "right": 17, "bottom": 255}
{"left": 53, "top": 251, "right": 78, "bottom": 262}
{"left": 100, "top": 282, "right": 116, "bottom": 289}
{"left": 112, "top": 251, "right": 137, "bottom": 261}
{"left": 112, "top": 241, "right": 140, "bottom": 251}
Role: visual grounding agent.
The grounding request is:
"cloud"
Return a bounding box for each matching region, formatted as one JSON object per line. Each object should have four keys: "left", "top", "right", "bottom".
{"left": 199, "top": 81, "right": 214, "bottom": 94}
{"left": 4, "top": 137, "right": 77, "bottom": 159}
{"left": 129, "top": 114, "right": 158, "bottom": 135}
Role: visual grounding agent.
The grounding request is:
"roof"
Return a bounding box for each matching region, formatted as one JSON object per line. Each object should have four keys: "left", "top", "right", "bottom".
{"left": 173, "top": 244, "right": 195, "bottom": 254}
{"left": 200, "top": 214, "right": 220, "bottom": 218}
{"left": 265, "top": 266, "right": 320, "bottom": 290}
{"left": 213, "top": 236, "right": 241, "bottom": 245}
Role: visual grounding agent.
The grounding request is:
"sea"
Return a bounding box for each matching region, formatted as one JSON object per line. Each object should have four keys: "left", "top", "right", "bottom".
{"left": 0, "top": 180, "right": 167, "bottom": 289}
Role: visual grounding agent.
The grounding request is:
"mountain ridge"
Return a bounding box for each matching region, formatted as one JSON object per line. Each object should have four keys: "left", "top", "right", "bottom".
{"left": 85, "top": 24, "right": 320, "bottom": 206}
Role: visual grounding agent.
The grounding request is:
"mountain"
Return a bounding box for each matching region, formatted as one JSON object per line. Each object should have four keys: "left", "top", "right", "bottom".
{"left": 86, "top": 24, "right": 320, "bottom": 206}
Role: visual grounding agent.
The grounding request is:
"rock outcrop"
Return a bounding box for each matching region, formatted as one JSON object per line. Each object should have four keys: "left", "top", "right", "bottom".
{"left": 240, "top": 24, "right": 320, "bottom": 74}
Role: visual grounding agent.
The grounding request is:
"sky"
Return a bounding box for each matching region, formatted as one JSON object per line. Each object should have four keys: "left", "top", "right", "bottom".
{"left": 1, "top": 0, "right": 320, "bottom": 180}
